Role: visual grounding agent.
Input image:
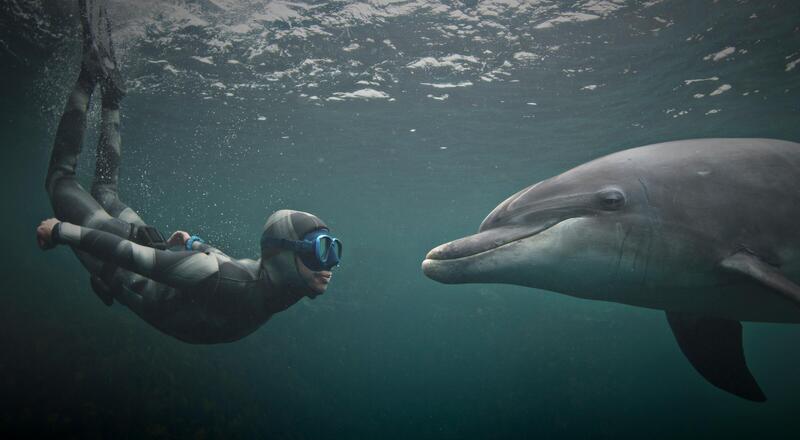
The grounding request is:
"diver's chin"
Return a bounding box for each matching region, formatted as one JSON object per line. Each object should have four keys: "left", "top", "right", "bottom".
{"left": 306, "top": 283, "right": 329, "bottom": 298}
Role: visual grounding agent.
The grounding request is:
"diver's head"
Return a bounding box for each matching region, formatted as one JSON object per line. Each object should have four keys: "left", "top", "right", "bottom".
{"left": 260, "top": 210, "right": 342, "bottom": 298}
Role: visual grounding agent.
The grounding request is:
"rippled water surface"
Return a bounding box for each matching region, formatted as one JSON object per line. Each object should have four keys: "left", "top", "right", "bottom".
{"left": 2, "top": 0, "right": 800, "bottom": 438}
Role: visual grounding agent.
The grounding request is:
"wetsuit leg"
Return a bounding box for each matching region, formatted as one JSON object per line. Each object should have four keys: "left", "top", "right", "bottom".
{"left": 90, "top": 105, "right": 146, "bottom": 226}
{"left": 45, "top": 70, "right": 131, "bottom": 247}
{"left": 45, "top": 2, "right": 133, "bottom": 276}
{"left": 85, "top": 0, "right": 140, "bottom": 225}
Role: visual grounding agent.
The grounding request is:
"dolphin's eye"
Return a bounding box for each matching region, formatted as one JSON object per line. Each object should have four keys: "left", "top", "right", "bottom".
{"left": 597, "top": 188, "right": 626, "bottom": 210}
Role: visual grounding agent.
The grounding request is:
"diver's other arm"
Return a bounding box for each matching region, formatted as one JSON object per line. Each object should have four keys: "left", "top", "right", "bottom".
{"left": 167, "top": 230, "right": 209, "bottom": 251}
{"left": 167, "top": 230, "right": 191, "bottom": 248}
{"left": 36, "top": 218, "right": 60, "bottom": 250}
{"left": 39, "top": 219, "right": 219, "bottom": 288}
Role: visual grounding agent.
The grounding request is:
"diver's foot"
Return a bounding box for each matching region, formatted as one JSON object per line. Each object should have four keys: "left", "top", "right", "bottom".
{"left": 100, "top": 74, "right": 126, "bottom": 109}
{"left": 79, "top": 0, "right": 126, "bottom": 105}
{"left": 89, "top": 275, "right": 114, "bottom": 307}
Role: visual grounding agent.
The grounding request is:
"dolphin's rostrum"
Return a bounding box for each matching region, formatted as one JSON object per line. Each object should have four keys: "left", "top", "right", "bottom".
{"left": 423, "top": 138, "right": 800, "bottom": 402}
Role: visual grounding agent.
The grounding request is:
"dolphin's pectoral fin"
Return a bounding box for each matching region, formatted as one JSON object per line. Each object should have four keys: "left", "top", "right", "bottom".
{"left": 665, "top": 312, "right": 766, "bottom": 402}
{"left": 720, "top": 251, "right": 800, "bottom": 307}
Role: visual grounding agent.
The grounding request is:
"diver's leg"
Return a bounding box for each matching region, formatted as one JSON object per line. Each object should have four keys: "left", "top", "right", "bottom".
{"left": 45, "top": 70, "right": 132, "bottom": 280}
{"left": 90, "top": 105, "right": 146, "bottom": 226}
{"left": 45, "top": 2, "right": 133, "bottom": 276}
{"left": 45, "top": 4, "right": 128, "bottom": 233}
{"left": 45, "top": 71, "right": 107, "bottom": 227}
{"left": 44, "top": 0, "right": 142, "bottom": 307}
{"left": 87, "top": 0, "right": 142, "bottom": 225}
{"left": 45, "top": 69, "right": 130, "bottom": 227}
{"left": 80, "top": 0, "right": 149, "bottom": 307}
{"left": 47, "top": 87, "right": 132, "bottom": 306}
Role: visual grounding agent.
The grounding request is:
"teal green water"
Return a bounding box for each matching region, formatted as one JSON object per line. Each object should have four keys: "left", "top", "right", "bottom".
{"left": 2, "top": 0, "right": 800, "bottom": 438}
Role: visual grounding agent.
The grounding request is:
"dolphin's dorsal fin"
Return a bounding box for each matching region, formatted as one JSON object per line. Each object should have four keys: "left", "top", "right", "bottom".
{"left": 720, "top": 251, "right": 800, "bottom": 306}
{"left": 665, "top": 312, "right": 766, "bottom": 402}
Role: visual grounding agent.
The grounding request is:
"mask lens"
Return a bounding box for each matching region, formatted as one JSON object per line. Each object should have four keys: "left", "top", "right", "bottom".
{"left": 318, "top": 236, "right": 332, "bottom": 261}
{"left": 331, "top": 239, "right": 342, "bottom": 259}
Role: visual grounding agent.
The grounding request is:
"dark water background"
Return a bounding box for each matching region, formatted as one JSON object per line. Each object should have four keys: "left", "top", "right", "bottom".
{"left": 2, "top": 0, "right": 800, "bottom": 438}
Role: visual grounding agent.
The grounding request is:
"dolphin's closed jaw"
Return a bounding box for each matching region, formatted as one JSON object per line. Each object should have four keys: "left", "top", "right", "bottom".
{"left": 425, "top": 228, "right": 516, "bottom": 261}
{"left": 425, "top": 225, "right": 555, "bottom": 261}
{"left": 422, "top": 226, "right": 547, "bottom": 283}
{"left": 422, "top": 230, "right": 507, "bottom": 284}
{"left": 422, "top": 215, "right": 574, "bottom": 284}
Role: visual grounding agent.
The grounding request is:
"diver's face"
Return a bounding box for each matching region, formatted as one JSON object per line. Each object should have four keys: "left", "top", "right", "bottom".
{"left": 295, "top": 255, "right": 333, "bottom": 297}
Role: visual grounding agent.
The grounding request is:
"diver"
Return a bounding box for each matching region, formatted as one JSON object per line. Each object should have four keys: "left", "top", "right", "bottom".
{"left": 35, "top": 0, "right": 342, "bottom": 344}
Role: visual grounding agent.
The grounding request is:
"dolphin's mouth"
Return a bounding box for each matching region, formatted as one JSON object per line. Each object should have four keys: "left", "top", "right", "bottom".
{"left": 421, "top": 217, "right": 571, "bottom": 284}
{"left": 424, "top": 217, "right": 566, "bottom": 262}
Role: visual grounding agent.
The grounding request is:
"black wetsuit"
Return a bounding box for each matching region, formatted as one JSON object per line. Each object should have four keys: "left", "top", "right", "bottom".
{"left": 44, "top": 6, "right": 307, "bottom": 343}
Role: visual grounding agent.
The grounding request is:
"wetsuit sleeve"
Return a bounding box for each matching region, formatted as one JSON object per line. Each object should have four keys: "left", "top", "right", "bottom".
{"left": 53, "top": 221, "right": 219, "bottom": 288}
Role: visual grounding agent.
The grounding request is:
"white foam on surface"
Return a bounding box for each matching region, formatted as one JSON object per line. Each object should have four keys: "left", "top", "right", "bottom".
{"left": 582, "top": 0, "right": 626, "bottom": 15}
{"left": 407, "top": 54, "right": 480, "bottom": 71}
{"left": 703, "top": 47, "right": 735, "bottom": 62}
{"left": 331, "top": 88, "right": 391, "bottom": 100}
{"left": 427, "top": 94, "right": 449, "bottom": 101}
{"left": 684, "top": 76, "right": 719, "bottom": 85}
{"left": 420, "top": 81, "right": 473, "bottom": 88}
{"left": 343, "top": 43, "right": 360, "bottom": 52}
{"left": 513, "top": 51, "right": 539, "bottom": 62}
{"left": 709, "top": 84, "right": 732, "bottom": 96}
{"left": 228, "top": 23, "right": 251, "bottom": 34}
{"left": 253, "top": 1, "right": 306, "bottom": 23}
{"left": 535, "top": 12, "right": 601, "bottom": 29}
{"left": 191, "top": 56, "right": 215, "bottom": 65}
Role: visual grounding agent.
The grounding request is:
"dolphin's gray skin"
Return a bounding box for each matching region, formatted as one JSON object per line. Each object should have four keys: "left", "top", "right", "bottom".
{"left": 422, "top": 138, "right": 800, "bottom": 402}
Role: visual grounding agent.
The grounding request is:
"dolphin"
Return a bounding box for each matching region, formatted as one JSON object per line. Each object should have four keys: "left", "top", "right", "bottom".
{"left": 422, "top": 138, "right": 800, "bottom": 402}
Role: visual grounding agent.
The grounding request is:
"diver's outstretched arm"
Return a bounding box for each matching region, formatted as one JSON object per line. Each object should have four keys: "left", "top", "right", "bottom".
{"left": 48, "top": 221, "right": 220, "bottom": 289}
{"left": 44, "top": 67, "right": 95, "bottom": 206}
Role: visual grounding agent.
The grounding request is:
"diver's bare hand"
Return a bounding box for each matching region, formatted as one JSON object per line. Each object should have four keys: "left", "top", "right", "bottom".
{"left": 168, "top": 230, "right": 190, "bottom": 248}
{"left": 37, "top": 218, "right": 60, "bottom": 250}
